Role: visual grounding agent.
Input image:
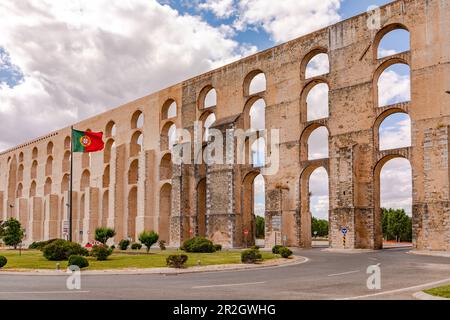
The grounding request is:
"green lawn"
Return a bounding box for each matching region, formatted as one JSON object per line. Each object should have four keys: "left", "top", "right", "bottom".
{"left": 424, "top": 285, "right": 450, "bottom": 299}
{"left": 0, "top": 249, "right": 276, "bottom": 271}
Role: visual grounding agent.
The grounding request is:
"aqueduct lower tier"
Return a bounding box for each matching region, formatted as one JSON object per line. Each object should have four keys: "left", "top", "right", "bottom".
{"left": 0, "top": 0, "right": 449, "bottom": 251}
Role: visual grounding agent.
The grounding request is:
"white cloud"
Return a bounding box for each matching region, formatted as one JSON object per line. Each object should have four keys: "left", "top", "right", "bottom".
{"left": 199, "top": 0, "right": 236, "bottom": 19}
{"left": 378, "top": 48, "right": 398, "bottom": 59}
{"left": 308, "top": 127, "right": 329, "bottom": 160}
{"left": 305, "top": 53, "right": 330, "bottom": 79}
{"left": 306, "top": 83, "right": 329, "bottom": 121}
{"left": 379, "top": 116, "right": 411, "bottom": 150}
{"left": 0, "top": 0, "right": 257, "bottom": 150}
{"left": 234, "top": 0, "right": 341, "bottom": 43}
{"left": 309, "top": 167, "right": 329, "bottom": 220}
{"left": 378, "top": 68, "right": 411, "bottom": 107}
{"left": 380, "top": 158, "right": 412, "bottom": 215}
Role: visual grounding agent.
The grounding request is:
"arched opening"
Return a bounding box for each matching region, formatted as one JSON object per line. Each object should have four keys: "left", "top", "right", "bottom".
{"left": 64, "top": 136, "right": 71, "bottom": 150}
{"left": 160, "top": 153, "right": 173, "bottom": 180}
{"left": 378, "top": 112, "right": 411, "bottom": 150}
{"left": 62, "top": 151, "right": 70, "bottom": 172}
{"left": 61, "top": 174, "right": 69, "bottom": 193}
{"left": 375, "top": 156, "right": 413, "bottom": 248}
{"left": 105, "top": 120, "right": 116, "bottom": 138}
{"left": 79, "top": 193, "right": 85, "bottom": 243}
{"left": 198, "top": 86, "right": 217, "bottom": 110}
{"left": 32, "top": 147, "right": 38, "bottom": 159}
{"left": 102, "top": 190, "right": 109, "bottom": 227}
{"left": 103, "top": 165, "right": 110, "bottom": 188}
{"left": 241, "top": 172, "right": 264, "bottom": 247}
{"left": 81, "top": 153, "right": 90, "bottom": 169}
{"left": 31, "top": 160, "right": 38, "bottom": 180}
{"left": 305, "top": 82, "right": 329, "bottom": 121}
{"left": 309, "top": 167, "right": 329, "bottom": 247}
{"left": 307, "top": 126, "right": 329, "bottom": 160}
{"left": 162, "top": 99, "right": 177, "bottom": 120}
{"left": 128, "top": 159, "right": 139, "bottom": 184}
{"left": 251, "top": 137, "right": 266, "bottom": 168}
{"left": 245, "top": 70, "right": 266, "bottom": 96}
{"left": 45, "top": 156, "right": 53, "bottom": 176}
{"left": 16, "top": 183, "right": 23, "bottom": 198}
{"left": 19, "top": 152, "right": 24, "bottom": 162}
{"left": 377, "top": 62, "right": 411, "bottom": 107}
{"left": 128, "top": 186, "right": 138, "bottom": 241}
{"left": 159, "top": 183, "right": 172, "bottom": 242}
{"left": 375, "top": 24, "right": 410, "bottom": 59}
{"left": 130, "top": 131, "right": 143, "bottom": 157}
{"left": 104, "top": 139, "right": 115, "bottom": 163}
{"left": 160, "top": 122, "right": 176, "bottom": 151}
{"left": 17, "top": 164, "right": 24, "bottom": 182}
{"left": 80, "top": 170, "right": 90, "bottom": 190}
{"left": 47, "top": 141, "right": 54, "bottom": 155}
{"left": 29, "top": 181, "right": 37, "bottom": 197}
{"left": 249, "top": 98, "right": 266, "bottom": 132}
{"left": 131, "top": 110, "right": 144, "bottom": 129}
{"left": 196, "top": 178, "right": 207, "bottom": 237}
{"left": 305, "top": 52, "right": 330, "bottom": 79}
{"left": 44, "top": 177, "right": 52, "bottom": 196}
{"left": 203, "top": 113, "right": 216, "bottom": 142}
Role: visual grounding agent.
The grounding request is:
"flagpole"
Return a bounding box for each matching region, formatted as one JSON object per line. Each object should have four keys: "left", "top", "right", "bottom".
{"left": 69, "top": 126, "right": 74, "bottom": 242}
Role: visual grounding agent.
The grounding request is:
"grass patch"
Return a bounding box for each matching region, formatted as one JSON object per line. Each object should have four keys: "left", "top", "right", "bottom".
{"left": 424, "top": 285, "right": 450, "bottom": 299}
{"left": 0, "top": 249, "right": 276, "bottom": 271}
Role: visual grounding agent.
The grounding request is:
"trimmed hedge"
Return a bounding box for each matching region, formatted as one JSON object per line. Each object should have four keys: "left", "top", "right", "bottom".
{"left": 278, "top": 247, "right": 293, "bottom": 259}
{"left": 181, "top": 237, "right": 216, "bottom": 253}
{"left": 241, "top": 249, "right": 262, "bottom": 264}
{"left": 0, "top": 256, "right": 7, "bottom": 269}
{"left": 272, "top": 245, "right": 283, "bottom": 254}
{"left": 42, "top": 240, "right": 88, "bottom": 261}
{"left": 29, "top": 239, "right": 60, "bottom": 251}
{"left": 91, "top": 245, "right": 113, "bottom": 261}
{"left": 214, "top": 244, "right": 222, "bottom": 251}
{"left": 131, "top": 243, "right": 142, "bottom": 250}
{"left": 68, "top": 255, "right": 89, "bottom": 269}
{"left": 118, "top": 239, "right": 130, "bottom": 250}
{"left": 166, "top": 254, "right": 188, "bottom": 268}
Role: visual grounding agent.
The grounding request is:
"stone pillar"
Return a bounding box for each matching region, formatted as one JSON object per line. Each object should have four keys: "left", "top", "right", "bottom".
{"left": 29, "top": 197, "right": 43, "bottom": 242}
{"left": 0, "top": 191, "right": 5, "bottom": 221}
{"left": 43, "top": 194, "right": 59, "bottom": 240}
{"left": 136, "top": 150, "right": 154, "bottom": 237}
{"left": 82, "top": 187, "right": 99, "bottom": 244}
{"left": 112, "top": 144, "right": 126, "bottom": 240}
{"left": 265, "top": 188, "right": 288, "bottom": 247}
{"left": 17, "top": 198, "right": 29, "bottom": 242}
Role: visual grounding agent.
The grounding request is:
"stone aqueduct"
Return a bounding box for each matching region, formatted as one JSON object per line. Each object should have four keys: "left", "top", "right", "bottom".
{"left": 0, "top": 0, "right": 449, "bottom": 251}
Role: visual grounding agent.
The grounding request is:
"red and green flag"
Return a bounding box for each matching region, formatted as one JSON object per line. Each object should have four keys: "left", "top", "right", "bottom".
{"left": 72, "top": 129, "right": 105, "bottom": 153}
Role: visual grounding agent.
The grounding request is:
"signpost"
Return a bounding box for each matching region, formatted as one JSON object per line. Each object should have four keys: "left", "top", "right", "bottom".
{"left": 244, "top": 228, "right": 249, "bottom": 248}
{"left": 341, "top": 227, "right": 348, "bottom": 248}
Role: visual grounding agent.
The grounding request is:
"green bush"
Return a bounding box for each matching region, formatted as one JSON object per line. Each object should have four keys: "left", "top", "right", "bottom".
{"left": 278, "top": 247, "right": 293, "bottom": 259}
{"left": 42, "top": 240, "right": 88, "bottom": 261}
{"left": 29, "top": 239, "right": 61, "bottom": 250}
{"left": 0, "top": 256, "right": 7, "bottom": 268}
{"left": 241, "top": 249, "right": 262, "bottom": 264}
{"left": 159, "top": 240, "right": 166, "bottom": 251}
{"left": 91, "top": 244, "right": 113, "bottom": 261}
{"left": 181, "top": 237, "right": 216, "bottom": 253}
{"left": 272, "top": 245, "right": 283, "bottom": 254}
{"left": 214, "top": 244, "right": 222, "bottom": 251}
{"left": 139, "top": 231, "right": 159, "bottom": 253}
{"left": 95, "top": 227, "right": 116, "bottom": 245}
{"left": 118, "top": 239, "right": 130, "bottom": 250}
{"left": 250, "top": 245, "right": 260, "bottom": 250}
{"left": 131, "top": 243, "right": 142, "bottom": 250}
{"left": 166, "top": 254, "right": 188, "bottom": 268}
{"left": 68, "top": 255, "right": 89, "bottom": 269}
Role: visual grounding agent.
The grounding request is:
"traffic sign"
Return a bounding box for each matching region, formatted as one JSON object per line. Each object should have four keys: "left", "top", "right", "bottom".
{"left": 243, "top": 228, "right": 249, "bottom": 236}
{"left": 341, "top": 227, "right": 348, "bottom": 235}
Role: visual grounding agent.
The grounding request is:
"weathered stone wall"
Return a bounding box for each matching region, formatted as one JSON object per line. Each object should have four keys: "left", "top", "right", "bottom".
{"left": 0, "top": 0, "right": 449, "bottom": 251}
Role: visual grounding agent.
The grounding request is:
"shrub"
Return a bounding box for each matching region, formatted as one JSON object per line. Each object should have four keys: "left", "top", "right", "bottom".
{"left": 159, "top": 240, "right": 166, "bottom": 251}
{"left": 95, "top": 227, "right": 116, "bottom": 245}
{"left": 111, "top": 245, "right": 116, "bottom": 250}
{"left": 272, "top": 245, "right": 283, "bottom": 254}
{"left": 0, "top": 256, "right": 7, "bottom": 269}
{"left": 251, "top": 245, "right": 260, "bottom": 250}
{"left": 166, "top": 254, "right": 188, "bottom": 268}
{"left": 68, "top": 255, "right": 89, "bottom": 269}
{"left": 214, "top": 244, "right": 222, "bottom": 251}
{"left": 30, "top": 239, "right": 60, "bottom": 250}
{"left": 181, "top": 237, "right": 216, "bottom": 253}
{"left": 278, "top": 247, "right": 293, "bottom": 259}
{"left": 42, "top": 240, "right": 88, "bottom": 261}
{"left": 0, "top": 218, "right": 24, "bottom": 249}
{"left": 118, "top": 239, "right": 130, "bottom": 250}
{"left": 131, "top": 243, "right": 142, "bottom": 250}
{"left": 241, "top": 249, "right": 262, "bottom": 264}
{"left": 91, "top": 244, "right": 113, "bottom": 261}
{"left": 139, "top": 231, "right": 159, "bottom": 253}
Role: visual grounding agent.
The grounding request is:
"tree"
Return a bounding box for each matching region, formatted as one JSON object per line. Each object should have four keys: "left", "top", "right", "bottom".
{"left": 94, "top": 227, "right": 116, "bottom": 245}
{"left": 311, "top": 217, "right": 329, "bottom": 237}
{"left": 255, "top": 216, "right": 265, "bottom": 239}
{"left": 139, "top": 231, "right": 159, "bottom": 253}
{"left": 0, "top": 218, "right": 24, "bottom": 249}
{"left": 382, "top": 208, "right": 412, "bottom": 242}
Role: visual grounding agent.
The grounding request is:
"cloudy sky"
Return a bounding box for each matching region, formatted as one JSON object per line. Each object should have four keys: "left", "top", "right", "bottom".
{"left": 0, "top": 0, "right": 411, "bottom": 219}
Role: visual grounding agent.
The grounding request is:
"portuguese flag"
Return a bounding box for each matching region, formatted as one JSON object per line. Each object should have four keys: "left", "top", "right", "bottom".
{"left": 72, "top": 129, "right": 105, "bottom": 153}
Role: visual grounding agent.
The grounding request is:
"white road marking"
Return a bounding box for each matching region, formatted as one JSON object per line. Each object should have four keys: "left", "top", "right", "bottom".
{"left": 328, "top": 270, "right": 360, "bottom": 277}
{"left": 192, "top": 281, "right": 266, "bottom": 289}
{"left": 0, "top": 290, "right": 90, "bottom": 294}
{"left": 339, "top": 277, "right": 450, "bottom": 300}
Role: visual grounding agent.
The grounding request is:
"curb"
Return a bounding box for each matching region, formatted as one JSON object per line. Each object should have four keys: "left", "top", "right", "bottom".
{"left": 0, "top": 255, "right": 308, "bottom": 276}
{"left": 413, "top": 291, "right": 450, "bottom": 300}
{"left": 407, "top": 250, "right": 450, "bottom": 258}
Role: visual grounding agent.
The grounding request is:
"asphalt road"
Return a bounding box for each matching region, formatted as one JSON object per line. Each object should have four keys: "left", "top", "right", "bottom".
{"left": 0, "top": 247, "right": 449, "bottom": 300}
